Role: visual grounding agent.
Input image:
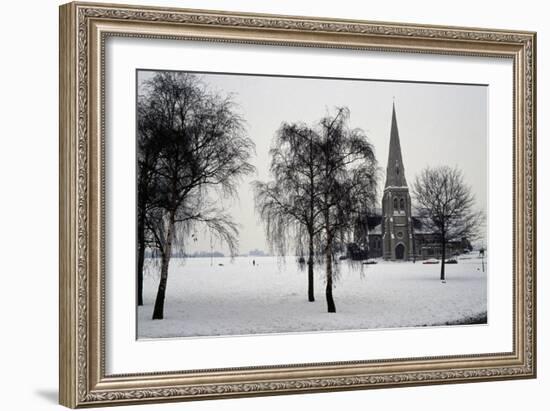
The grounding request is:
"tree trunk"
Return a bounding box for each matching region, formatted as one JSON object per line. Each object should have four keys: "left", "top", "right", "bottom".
{"left": 307, "top": 231, "right": 315, "bottom": 302}
{"left": 325, "top": 232, "right": 336, "bottom": 313}
{"left": 136, "top": 209, "right": 145, "bottom": 306}
{"left": 307, "top": 144, "right": 316, "bottom": 303}
{"left": 440, "top": 234, "right": 446, "bottom": 282}
{"left": 152, "top": 213, "right": 175, "bottom": 320}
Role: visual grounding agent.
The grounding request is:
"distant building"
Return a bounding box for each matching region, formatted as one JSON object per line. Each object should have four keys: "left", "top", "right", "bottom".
{"left": 365, "top": 103, "right": 471, "bottom": 261}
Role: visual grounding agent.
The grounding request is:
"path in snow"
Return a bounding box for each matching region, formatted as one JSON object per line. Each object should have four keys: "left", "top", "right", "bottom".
{"left": 138, "top": 255, "right": 487, "bottom": 338}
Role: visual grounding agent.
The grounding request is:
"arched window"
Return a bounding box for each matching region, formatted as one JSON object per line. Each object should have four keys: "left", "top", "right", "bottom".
{"left": 400, "top": 198, "right": 405, "bottom": 210}
{"left": 393, "top": 198, "right": 398, "bottom": 210}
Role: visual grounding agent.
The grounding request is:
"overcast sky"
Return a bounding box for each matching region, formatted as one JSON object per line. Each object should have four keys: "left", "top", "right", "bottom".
{"left": 138, "top": 70, "right": 487, "bottom": 255}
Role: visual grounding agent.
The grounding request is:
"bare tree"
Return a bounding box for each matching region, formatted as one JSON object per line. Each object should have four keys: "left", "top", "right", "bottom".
{"left": 254, "top": 108, "right": 377, "bottom": 311}
{"left": 137, "top": 72, "right": 255, "bottom": 319}
{"left": 136, "top": 94, "right": 164, "bottom": 306}
{"left": 253, "top": 123, "right": 323, "bottom": 302}
{"left": 314, "top": 107, "right": 378, "bottom": 312}
{"left": 412, "top": 165, "right": 483, "bottom": 281}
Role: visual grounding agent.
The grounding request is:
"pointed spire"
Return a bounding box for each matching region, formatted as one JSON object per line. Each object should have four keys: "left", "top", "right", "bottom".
{"left": 384, "top": 102, "right": 407, "bottom": 188}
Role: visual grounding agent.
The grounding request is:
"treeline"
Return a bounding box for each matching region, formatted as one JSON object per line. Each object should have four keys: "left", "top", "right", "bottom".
{"left": 144, "top": 250, "right": 226, "bottom": 258}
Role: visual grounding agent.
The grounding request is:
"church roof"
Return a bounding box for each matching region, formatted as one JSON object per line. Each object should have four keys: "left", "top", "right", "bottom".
{"left": 384, "top": 102, "right": 408, "bottom": 188}
{"left": 366, "top": 215, "right": 383, "bottom": 229}
{"left": 369, "top": 223, "right": 382, "bottom": 235}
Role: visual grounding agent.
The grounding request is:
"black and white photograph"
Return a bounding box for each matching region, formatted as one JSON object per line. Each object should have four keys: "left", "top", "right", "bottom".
{"left": 136, "top": 69, "right": 488, "bottom": 339}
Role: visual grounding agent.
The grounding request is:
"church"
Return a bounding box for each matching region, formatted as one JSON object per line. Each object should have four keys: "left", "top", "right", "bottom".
{"left": 364, "top": 104, "right": 471, "bottom": 261}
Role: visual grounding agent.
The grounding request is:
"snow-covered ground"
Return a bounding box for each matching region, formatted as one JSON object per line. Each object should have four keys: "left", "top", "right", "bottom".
{"left": 138, "top": 255, "right": 487, "bottom": 338}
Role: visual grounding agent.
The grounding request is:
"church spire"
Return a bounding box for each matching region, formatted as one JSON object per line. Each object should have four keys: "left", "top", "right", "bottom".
{"left": 384, "top": 102, "right": 407, "bottom": 188}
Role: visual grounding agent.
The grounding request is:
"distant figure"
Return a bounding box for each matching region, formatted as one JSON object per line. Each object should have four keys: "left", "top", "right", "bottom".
{"left": 253, "top": 259, "right": 256, "bottom": 266}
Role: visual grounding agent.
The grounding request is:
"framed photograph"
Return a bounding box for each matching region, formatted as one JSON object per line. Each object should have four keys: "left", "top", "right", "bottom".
{"left": 59, "top": 2, "right": 537, "bottom": 408}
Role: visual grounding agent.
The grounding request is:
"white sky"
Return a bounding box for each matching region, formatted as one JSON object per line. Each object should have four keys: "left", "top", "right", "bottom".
{"left": 138, "top": 71, "right": 487, "bottom": 255}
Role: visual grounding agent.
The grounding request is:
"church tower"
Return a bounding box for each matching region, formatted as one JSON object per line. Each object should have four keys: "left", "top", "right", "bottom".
{"left": 382, "top": 103, "right": 414, "bottom": 260}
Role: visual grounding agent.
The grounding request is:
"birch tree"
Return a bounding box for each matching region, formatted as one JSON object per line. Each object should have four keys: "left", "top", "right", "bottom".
{"left": 253, "top": 123, "right": 323, "bottom": 302}
{"left": 137, "top": 72, "right": 255, "bottom": 319}
{"left": 314, "top": 107, "right": 378, "bottom": 312}
{"left": 255, "top": 107, "right": 378, "bottom": 312}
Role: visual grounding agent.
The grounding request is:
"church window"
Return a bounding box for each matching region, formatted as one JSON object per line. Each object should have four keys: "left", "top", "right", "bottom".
{"left": 393, "top": 198, "right": 398, "bottom": 210}
{"left": 400, "top": 198, "right": 405, "bottom": 210}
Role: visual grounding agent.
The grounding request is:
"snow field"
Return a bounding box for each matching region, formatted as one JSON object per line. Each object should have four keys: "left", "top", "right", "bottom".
{"left": 138, "top": 255, "right": 487, "bottom": 338}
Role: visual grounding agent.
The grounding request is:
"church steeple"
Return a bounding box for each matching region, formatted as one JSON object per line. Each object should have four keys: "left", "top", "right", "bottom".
{"left": 381, "top": 101, "right": 414, "bottom": 261}
{"left": 384, "top": 102, "right": 407, "bottom": 188}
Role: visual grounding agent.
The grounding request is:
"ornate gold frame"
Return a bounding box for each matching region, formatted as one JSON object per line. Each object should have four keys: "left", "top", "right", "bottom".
{"left": 59, "top": 1, "right": 536, "bottom": 408}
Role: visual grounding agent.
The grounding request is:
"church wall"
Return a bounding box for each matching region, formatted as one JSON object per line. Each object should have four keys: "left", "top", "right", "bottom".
{"left": 367, "top": 235, "right": 383, "bottom": 258}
